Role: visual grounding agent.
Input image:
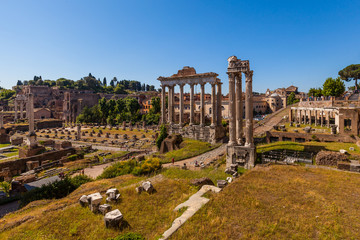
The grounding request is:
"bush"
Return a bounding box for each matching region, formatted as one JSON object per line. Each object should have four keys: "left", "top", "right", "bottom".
{"left": 98, "top": 158, "right": 162, "bottom": 179}
{"left": 67, "top": 154, "right": 78, "bottom": 161}
{"left": 156, "top": 124, "right": 168, "bottom": 149}
{"left": 20, "top": 175, "right": 92, "bottom": 207}
{"left": 110, "top": 232, "right": 145, "bottom": 240}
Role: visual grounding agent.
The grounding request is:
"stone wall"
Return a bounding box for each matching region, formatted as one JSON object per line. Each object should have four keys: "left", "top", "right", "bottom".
{"left": 0, "top": 148, "right": 76, "bottom": 178}
{"left": 266, "top": 131, "right": 356, "bottom": 143}
{"left": 169, "top": 124, "right": 225, "bottom": 144}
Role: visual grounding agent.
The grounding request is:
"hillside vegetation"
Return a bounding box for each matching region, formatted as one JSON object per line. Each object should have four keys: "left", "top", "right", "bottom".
{"left": 173, "top": 165, "right": 360, "bottom": 239}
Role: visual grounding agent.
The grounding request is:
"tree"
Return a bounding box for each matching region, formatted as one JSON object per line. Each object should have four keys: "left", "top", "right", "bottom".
{"left": 322, "top": 77, "right": 345, "bottom": 97}
{"left": 338, "top": 64, "right": 360, "bottom": 89}
{"left": 156, "top": 124, "right": 168, "bottom": 149}
{"left": 0, "top": 89, "right": 16, "bottom": 100}
{"left": 150, "top": 97, "right": 160, "bottom": 114}
{"left": 16, "top": 80, "right": 23, "bottom": 86}
{"left": 287, "top": 92, "right": 299, "bottom": 105}
{"left": 308, "top": 88, "right": 323, "bottom": 97}
{"left": 103, "top": 77, "right": 107, "bottom": 86}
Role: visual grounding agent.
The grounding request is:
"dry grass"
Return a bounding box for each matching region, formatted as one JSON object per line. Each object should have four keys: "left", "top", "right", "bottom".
{"left": 0, "top": 174, "right": 197, "bottom": 240}
{"left": 173, "top": 165, "right": 360, "bottom": 239}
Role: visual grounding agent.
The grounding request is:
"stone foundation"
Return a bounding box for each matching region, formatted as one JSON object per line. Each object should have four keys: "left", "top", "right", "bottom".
{"left": 169, "top": 124, "right": 225, "bottom": 144}
{"left": 226, "top": 145, "right": 256, "bottom": 169}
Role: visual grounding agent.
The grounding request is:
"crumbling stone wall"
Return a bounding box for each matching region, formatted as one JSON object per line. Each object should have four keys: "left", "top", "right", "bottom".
{"left": 0, "top": 148, "right": 76, "bottom": 178}
{"left": 315, "top": 151, "right": 348, "bottom": 166}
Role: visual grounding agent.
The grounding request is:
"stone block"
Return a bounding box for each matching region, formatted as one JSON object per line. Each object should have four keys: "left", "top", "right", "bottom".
{"left": 190, "top": 177, "right": 214, "bottom": 187}
{"left": 217, "top": 180, "right": 228, "bottom": 188}
{"left": 99, "top": 204, "right": 112, "bottom": 215}
{"left": 104, "top": 209, "right": 123, "bottom": 228}
{"left": 79, "top": 195, "right": 88, "bottom": 207}
{"left": 142, "top": 181, "right": 154, "bottom": 193}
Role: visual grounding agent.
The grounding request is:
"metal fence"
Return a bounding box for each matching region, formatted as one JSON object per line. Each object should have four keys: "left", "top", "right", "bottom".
{"left": 260, "top": 150, "right": 314, "bottom": 164}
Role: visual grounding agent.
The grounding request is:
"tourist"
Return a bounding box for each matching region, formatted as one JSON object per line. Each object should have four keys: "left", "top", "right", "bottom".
{"left": 172, "top": 158, "right": 174, "bottom": 165}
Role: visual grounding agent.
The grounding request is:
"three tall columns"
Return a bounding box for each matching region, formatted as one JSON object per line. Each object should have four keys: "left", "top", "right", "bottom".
{"left": 227, "top": 71, "right": 253, "bottom": 147}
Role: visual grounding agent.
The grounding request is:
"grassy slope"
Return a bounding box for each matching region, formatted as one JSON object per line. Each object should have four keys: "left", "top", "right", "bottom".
{"left": 0, "top": 174, "right": 199, "bottom": 240}
{"left": 173, "top": 165, "right": 360, "bottom": 239}
{"left": 159, "top": 139, "right": 221, "bottom": 164}
{"left": 257, "top": 141, "right": 360, "bottom": 156}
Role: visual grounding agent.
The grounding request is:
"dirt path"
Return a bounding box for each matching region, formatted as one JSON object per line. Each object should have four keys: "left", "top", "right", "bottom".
{"left": 254, "top": 105, "right": 294, "bottom": 136}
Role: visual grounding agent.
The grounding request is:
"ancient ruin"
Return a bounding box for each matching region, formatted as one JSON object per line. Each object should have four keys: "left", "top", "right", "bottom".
{"left": 158, "top": 66, "right": 225, "bottom": 143}
{"left": 226, "top": 56, "right": 256, "bottom": 169}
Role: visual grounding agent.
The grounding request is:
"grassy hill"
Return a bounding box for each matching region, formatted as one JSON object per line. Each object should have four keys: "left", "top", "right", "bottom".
{"left": 2, "top": 164, "right": 360, "bottom": 239}
{"left": 172, "top": 165, "right": 360, "bottom": 239}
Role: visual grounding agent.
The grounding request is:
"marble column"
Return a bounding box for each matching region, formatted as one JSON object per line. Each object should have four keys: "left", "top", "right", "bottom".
{"left": 20, "top": 101, "right": 23, "bottom": 119}
{"left": 161, "top": 85, "right": 166, "bottom": 124}
{"left": 289, "top": 109, "right": 293, "bottom": 122}
{"left": 309, "top": 109, "right": 312, "bottom": 125}
{"left": 321, "top": 110, "right": 324, "bottom": 127}
{"left": 0, "top": 111, "right": 3, "bottom": 128}
{"left": 245, "top": 71, "right": 254, "bottom": 147}
{"left": 190, "top": 84, "right": 194, "bottom": 125}
{"left": 179, "top": 84, "right": 184, "bottom": 126}
{"left": 168, "top": 86, "right": 173, "bottom": 124}
{"left": 200, "top": 83, "right": 205, "bottom": 126}
{"left": 298, "top": 109, "right": 301, "bottom": 124}
{"left": 216, "top": 83, "right": 222, "bottom": 126}
{"left": 228, "top": 72, "right": 236, "bottom": 146}
{"left": 28, "top": 94, "right": 34, "bottom": 134}
{"left": 14, "top": 100, "right": 18, "bottom": 121}
{"left": 327, "top": 111, "right": 330, "bottom": 127}
{"left": 235, "top": 73, "right": 243, "bottom": 145}
{"left": 314, "top": 110, "right": 318, "bottom": 126}
{"left": 211, "top": 83, "right": 216, "bottom": 127}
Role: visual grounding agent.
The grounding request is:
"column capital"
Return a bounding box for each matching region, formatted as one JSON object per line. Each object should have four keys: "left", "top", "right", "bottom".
{"left": 245, "top": 70, "right": 254, "bottom": 81}
{"left": 227, "top": 72, "right": 236, "bottom": 78}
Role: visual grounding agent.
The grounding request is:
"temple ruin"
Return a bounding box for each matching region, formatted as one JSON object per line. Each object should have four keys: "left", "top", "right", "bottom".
{"left": 158, "top": 67, "right": 225, "bottom": 143}
{"left": 226, "top": 56, "right": 256, "bottom": 169}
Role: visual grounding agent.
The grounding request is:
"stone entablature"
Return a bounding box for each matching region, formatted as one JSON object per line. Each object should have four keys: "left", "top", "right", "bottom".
{"left": 158, "top": 66, "right": 224, "bottom": 143}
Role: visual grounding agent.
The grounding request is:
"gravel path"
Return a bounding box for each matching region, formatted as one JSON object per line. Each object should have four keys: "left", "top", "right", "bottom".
{"left": 163, "top": 144, "right": 227, "bottom": 170}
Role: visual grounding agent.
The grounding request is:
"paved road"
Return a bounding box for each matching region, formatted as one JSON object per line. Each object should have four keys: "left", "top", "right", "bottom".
{"left": 0, "top": 200, "right": 20, "bottom": 218}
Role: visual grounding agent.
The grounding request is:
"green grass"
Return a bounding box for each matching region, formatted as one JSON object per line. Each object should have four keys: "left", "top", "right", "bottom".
{"left": 257, "top": 141, "right": 360, "bottom": 156}
{"left": 158, "top": 139, "right": 221, "bottom": 164}
{"left": 0, "top": 143, "right": 11, "bottom": 148}
{"left": 273, "top": 122, "right": 331, "bottom": 134}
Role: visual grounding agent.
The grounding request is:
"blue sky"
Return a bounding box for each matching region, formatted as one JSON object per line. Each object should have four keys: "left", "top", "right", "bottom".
{"left": 0, "top": 0, "right": 359, "bottom": 94}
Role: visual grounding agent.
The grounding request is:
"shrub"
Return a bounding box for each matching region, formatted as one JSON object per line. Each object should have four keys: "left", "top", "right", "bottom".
{"left": 67, "top": 154, "right": 78, "bottom": 161}
{"left": 156, "top": 124, "right": 168, "bottom": 149}
{"left": 98, "top": 158, "right": 162, "bottom": 179}
{"left": 20, "top": 175, "right": 92, "bottom": 207}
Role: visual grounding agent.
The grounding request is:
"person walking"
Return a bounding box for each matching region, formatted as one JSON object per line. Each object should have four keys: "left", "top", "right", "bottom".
{"left": 172, "top": 158, "right": 175, "bottom": 165}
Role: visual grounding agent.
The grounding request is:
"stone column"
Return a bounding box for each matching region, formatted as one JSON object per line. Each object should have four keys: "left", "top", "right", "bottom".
{"left": 327, "top": 111, "right": 330, "bottom": 127}
{"left": 216, "top": 83, "right": 222, "bottom": 126}
{"left": 190, "top": 84, "right": 194, "bottom": 125}
{"left": 314, "top": 110, "right": 318, "bottom": 126}
{"left": 309, "top": 109, "right": 312, "bottom": 125}
{"left": 28, "top": 94, "right": 34, "bottom": 133}
{"left": 200, "top": 83, "right": 205, "bottom": 127}
{"left": 245, "top": 71, "right": 254, "bottom": 147}
{"left": 227, "top": 72, "right": 236, "bottom": 146}
{"left": 179, "top": 84, "right": 184, "bottom": 126}
{"left": 14, "top": 100, "right": 18, "bottom": 121}
{"left": 321, "top": 110, "right": 324, "bottom": 127}
{"left": 0, "top": 111, "right": 3, "bottom": 128}
{"left": 235, "top": 73, "right": 243, "bottom": 145}
{"left": 161, "top": 85, "right": 166, "bottom": 124}
{"left": 77, "top": 124, "right": 81, "bottom": 140}
{"left": 211, "top": 83, "right": 216, "bottom": 127}
{"left": 168, "top": 86, "right": 173, "bottom": 124}
{"left": 298, "top": 109, "right": 301, "bottom": 124}
{"left": 289, "top": 108, "right": 293, "bottom": 122}
{"left": 20, "top": 101, "right": 23, "bottom": 119}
